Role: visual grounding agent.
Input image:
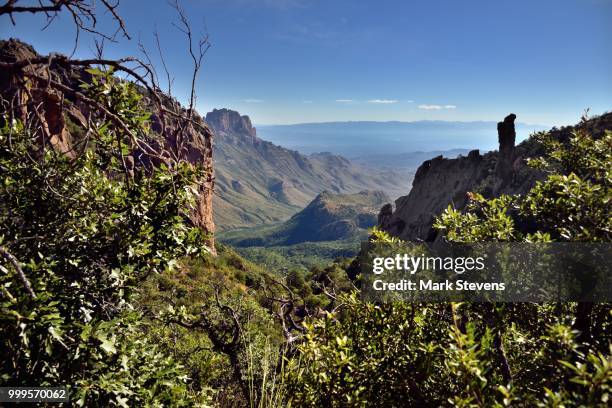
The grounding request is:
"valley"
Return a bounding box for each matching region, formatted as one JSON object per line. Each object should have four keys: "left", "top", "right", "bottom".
{"left": 219, "top": 190, "right": 389, "bottom": 270}
{"left": 209, "top": 108, "right": 412, "bottom": 230}
{"left": 211, "top": 109, "right": 508, "bottom": 270}
{"left": 3, "top": 1, "right": 610, "bottom": 406}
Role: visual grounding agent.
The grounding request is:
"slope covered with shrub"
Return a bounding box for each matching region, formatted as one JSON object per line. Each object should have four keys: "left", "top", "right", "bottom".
{"left": 282, "top": 122, "right": 612, "bottom": 407}
{"left": 0, "top": 68, "right": 211, "bottom": 405}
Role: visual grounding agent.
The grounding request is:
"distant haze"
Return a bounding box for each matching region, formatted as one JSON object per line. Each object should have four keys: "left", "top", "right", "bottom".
{"left": 257, "top": 121, "right": 548, "bottom": 158}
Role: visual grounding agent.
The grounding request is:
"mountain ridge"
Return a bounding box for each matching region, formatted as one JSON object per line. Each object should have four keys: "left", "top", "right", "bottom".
{"left": 221, "top": 190, "right": 389, "bottom": 247}
{"left": 257, "top": 119, "right": 549, "bottom": 127}
{"left": 256, "top": 120, "right": 549, "bottom": 157}
{"left": 208, "top": 109, "right": 411, "bottom": 231}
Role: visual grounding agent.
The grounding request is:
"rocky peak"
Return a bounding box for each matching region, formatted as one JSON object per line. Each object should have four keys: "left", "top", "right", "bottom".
{"left": 377, "top": 112, "right": 612, "bottom": 242}
{"left": 496, "top": 113, "right": 517, "bottom": 181}
{"left": 205, "top": 108, "right": 257, "bottom": 137}
{"left": 497, "top": 113, "right": 517, "bottom": 152}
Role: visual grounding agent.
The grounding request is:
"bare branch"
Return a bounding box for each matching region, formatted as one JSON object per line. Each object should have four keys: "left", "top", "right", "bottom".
{"left": 154, "top": 27, "right": 174, "bottom": 96}
{"left": 0, "top": 246, "right": 36, "bottom": 299}
{"left": 265, "top": 279, "right": 307, "bottom": 344}
{"left": 170, "top": 0, "right": 210, "bottom": 114}
{"left": 0, "top": 0, "right": 130, "bottom": 41}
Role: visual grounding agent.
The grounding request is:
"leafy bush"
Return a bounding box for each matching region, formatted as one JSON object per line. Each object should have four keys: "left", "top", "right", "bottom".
{"left": 284, "top": 128, "right": 611, "bottom": 407}
{"left": 0, "top": 70, "right": 210, "bottom": 405}
{"left": 137, "top": 245, "right": 285, "bottom": 405}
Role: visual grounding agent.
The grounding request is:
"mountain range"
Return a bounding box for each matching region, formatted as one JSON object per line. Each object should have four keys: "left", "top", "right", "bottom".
{"left": 207, "top": 109, "right": 412, "bottom": 230}
{"left": 257, "top": 121, "right": 548, "bottom": 158}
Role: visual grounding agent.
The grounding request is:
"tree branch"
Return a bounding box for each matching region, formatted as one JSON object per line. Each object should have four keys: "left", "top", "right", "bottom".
{"left": 0, "top": 0, "right": 130, "bottom": 41}
{"left": 0, "top": 246, "right": 36, "bottom": 299}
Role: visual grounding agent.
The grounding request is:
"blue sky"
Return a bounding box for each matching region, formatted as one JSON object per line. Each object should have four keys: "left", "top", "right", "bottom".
{"left": 2, "top": 0, "right": 610, "bottom": 125}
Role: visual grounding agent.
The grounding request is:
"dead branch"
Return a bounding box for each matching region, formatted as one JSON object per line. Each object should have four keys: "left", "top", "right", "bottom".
{"left": 1, "top": 0, "right": 215, "bottom": 233}
{"left": 0, "top": 245, "right": 36, "bottom": 299}
{"left": 264, "top": 279, "right": 307, "bottom": 345}
{"left": 0, "top": 0, "right": 215, "bottom": 167}
{"left": 167, "top": 0, "right": 210, "bottom": 157}
{"left": 0, "top": 0, "right": 130, "bottom": 42}
{"left": 170, "top": 0, "right": 209, "bottom": 115}
{"left": 164, "top": 287, "right": 248, "bottom": 400}
{"left": 154, "top": 27, "right": 173, "bottom": 96}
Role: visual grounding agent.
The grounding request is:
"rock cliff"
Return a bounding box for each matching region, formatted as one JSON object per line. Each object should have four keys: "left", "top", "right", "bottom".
{"left": 379, "top": 112, "right": 612, "bottom": 241}
{"left": 0, "top": 39, "right": 216, "bottom": 251}
{"left": 206, "top": 108, "right": 257, "bottom": 138}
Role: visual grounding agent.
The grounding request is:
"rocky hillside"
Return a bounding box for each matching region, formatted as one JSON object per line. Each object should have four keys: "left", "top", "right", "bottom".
{"left": 0, "top": 39, "right": 217, "bottom": 250}
{"left": 208, "top": 108, "right": 410, "bottom": 230}
{"left": 222, "top": 190, "right": 389, "bottom": 247}
{"left": 379, "top": 112, "right": 612, "bottom": 241}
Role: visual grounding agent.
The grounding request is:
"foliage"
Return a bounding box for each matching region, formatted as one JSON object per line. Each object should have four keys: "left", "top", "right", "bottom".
{"left": 287, "top": 295, "right": 611, "bottom": 407}
{"left": 137, "top": 245, "right": 286, "bottom": 406}
{"left": 435, "top": 129, "right": 611, "bottom": 243}
{"left": 233, "top": 239, "right": 361, "bottom": 272}
{"left": 284, "top": 128, "right": 612, "bottom": 407}
{"left": 0, "top": 70, "right": 210, "bottom": 405}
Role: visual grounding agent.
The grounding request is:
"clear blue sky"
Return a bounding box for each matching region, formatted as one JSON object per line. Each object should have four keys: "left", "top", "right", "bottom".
{"left": 2, "top": 0, "right": 610, "bottom": 125}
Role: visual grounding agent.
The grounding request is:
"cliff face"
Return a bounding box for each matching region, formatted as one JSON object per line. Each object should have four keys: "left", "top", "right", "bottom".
{"left": 379, "top": 113, "right": 612, "bottom": 241}
{"left": 150, "top": 108, "right": 215, "bottom": 249}
{"left": 207, "top": 108, "right": 410, "bottom": 230}
{"left": 0, "top": 39, "right": 216, "bottom": 251}
{"left": 380, "top": 149, "right": 495, "bottom": 241}
{"left": 206, "top": 108, "right": 257, "bottom": 138}
{"left": 0, "top": 39, "right": 82, "bottom": 157}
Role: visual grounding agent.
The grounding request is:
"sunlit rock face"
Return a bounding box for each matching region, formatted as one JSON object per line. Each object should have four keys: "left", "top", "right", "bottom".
{"left": 378, "top": 113, "right": 612, "bottom": 242}
{"left": 0, "top": 39, "right": 217, "bottom": 253}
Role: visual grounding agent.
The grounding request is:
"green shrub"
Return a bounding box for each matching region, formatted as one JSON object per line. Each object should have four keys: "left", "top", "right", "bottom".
{"left": 0, "top": 70, "right": 210, "bottom": 405}
{"left": 284, "top": 128, "right": 611, "bottom": 407}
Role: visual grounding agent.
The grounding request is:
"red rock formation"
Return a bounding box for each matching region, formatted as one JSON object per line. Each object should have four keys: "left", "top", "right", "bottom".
{"left": 0, "top": 39, "right": 216, "bottom": 252}
{"left": 150, "top": 108, "right": 216, "bottom": 252}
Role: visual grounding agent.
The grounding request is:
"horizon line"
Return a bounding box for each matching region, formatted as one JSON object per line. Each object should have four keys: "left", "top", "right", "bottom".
{"left": 252, "top": 119, "right": 552, "bottom": 128}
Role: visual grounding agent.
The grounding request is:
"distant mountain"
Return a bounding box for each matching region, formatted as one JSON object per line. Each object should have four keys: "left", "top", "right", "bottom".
{"left": 220, "top": 190, "right": 389, "bottom": 247}
{"left": 257, "top": 121, "right": 548, "bottom": 158}
{"left": 208, "top": 109, "right": 411, "bottom": 230}
{"left": 352, "top": 149, "right": 472, "bottom": 169}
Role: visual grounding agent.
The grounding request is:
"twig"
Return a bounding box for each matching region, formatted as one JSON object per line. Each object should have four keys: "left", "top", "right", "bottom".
{"left": 0, "top": 246, "right": 36, "bottom": 299}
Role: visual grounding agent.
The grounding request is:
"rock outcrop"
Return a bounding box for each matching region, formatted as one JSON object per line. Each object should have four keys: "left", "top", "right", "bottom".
{"left": 496, "top": 113, "right": 517, "bottom": 182}
{"left": 0, "top": 39, "right": 216, "bottom": 252}
{"left": 0, "top": 38, "right": 83, "bottom": 157}
{"left": 379, "top": 149, "right": 494, "bottom": 241}
{"left": 378, "top": 112, "right": 612, "bottom": 242}
{"left": 206, "top": 108, "right": 257, "bottom": 138}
